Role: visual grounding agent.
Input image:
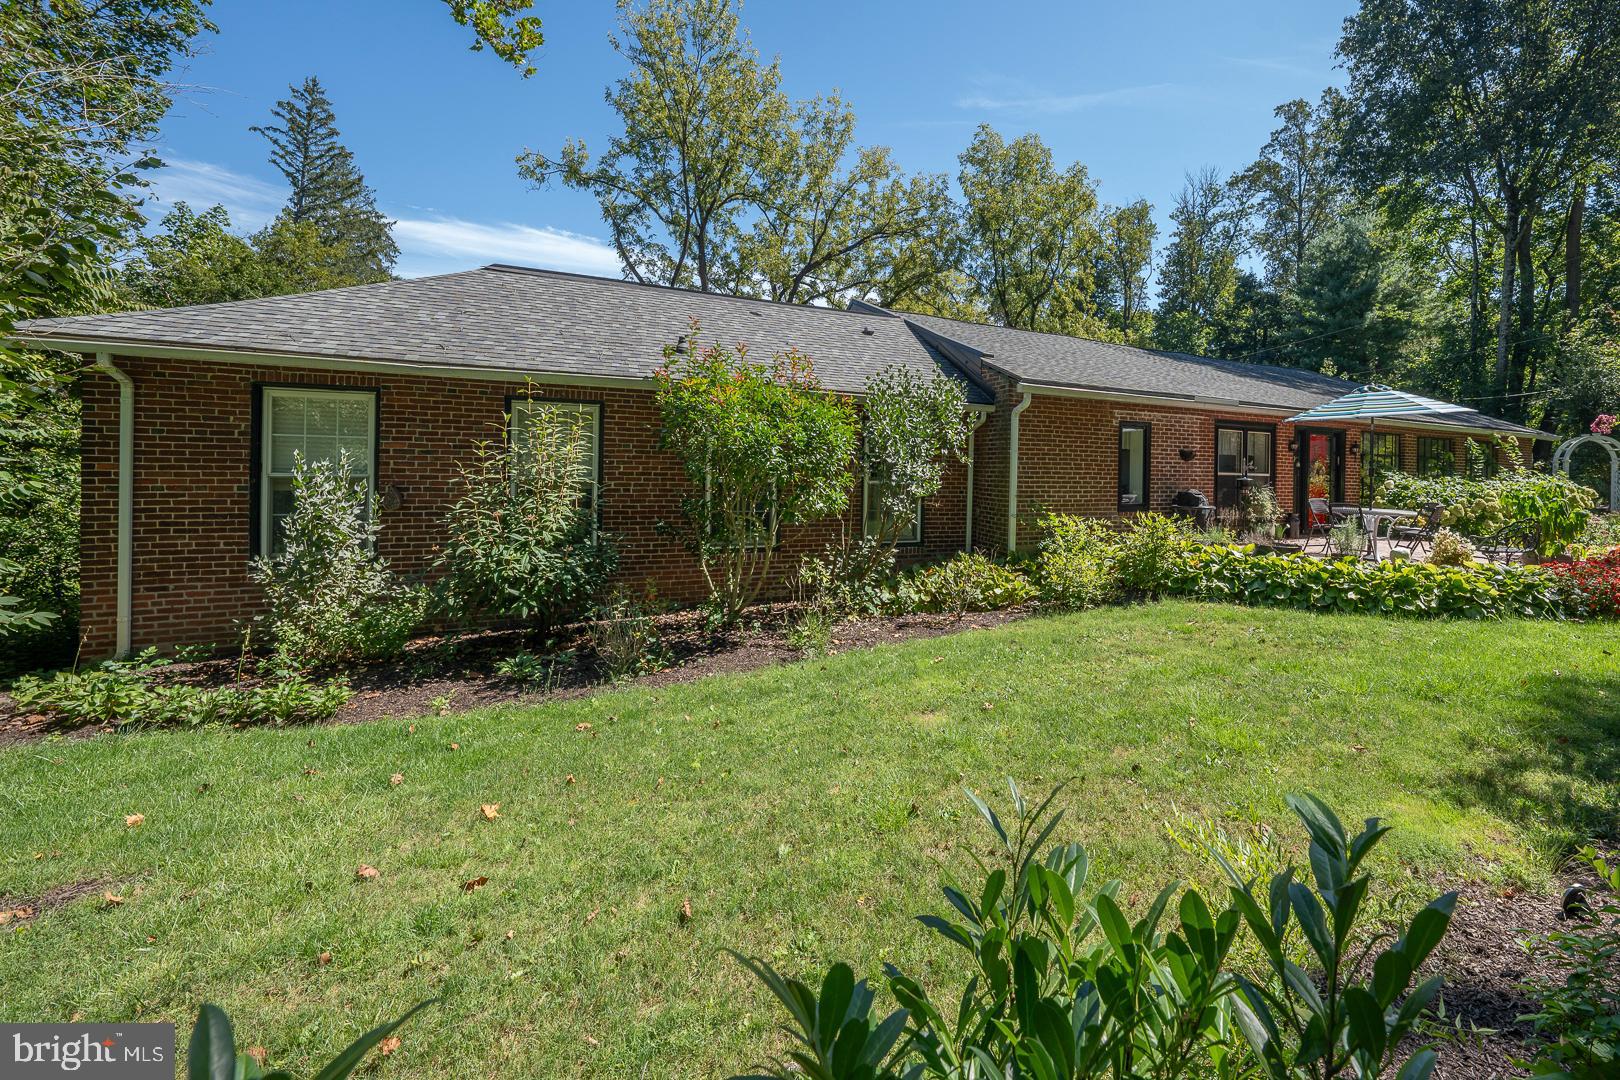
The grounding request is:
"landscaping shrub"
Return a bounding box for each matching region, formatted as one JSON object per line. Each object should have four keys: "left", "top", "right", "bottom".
{"left": 1034, "top": 513, "right": 1121, "bottom": 610}
{"left": 655, "top": 326, "right": 859, "bottom": 622}
{"left": 1380, "top": 468, "right": 1597, "bottom": 555}
{"left": 903, "top": 552, "right": 1035, "bottom": 616}
{"left": 1544, "top": 547, "right": 1620, "bottom": 618}
{"left": 436, "top": 401, "right": 617, "bottom": 630}
{"left": 1166, "top": 546, "right": 1566, "bottom": 619}
{"left": 1238, "top": 482, "right": 1284, "bottom": 540}
{"left": 250, "top": 453, "right": 426, "bottom": 669}
{"left": 785, "top": 607, "right": 834, "bottom": 656}
{"left": 1514, "top": 847, "right": 1620, "bottom": 1078}
{"left": 10, "top": 659, "right": 351, "bottom": 729}
{"left": 1112, "top": 511, "right": 1190, "bottom": 597}
{"left": 797, "top": 536, "right": 901, "bottom": 618}
{"left": 588, "top": 587, "right": 669, "bottom": 681}
{"left": 1579, "top": 512, "right": 1620, "bottom": 552}
{"left": 1329, "top": 516, "right": 1365, "bottom": 557}
{"left": 731, "top": 783, "right": 1455, "bottom": 1080}
{"left": 184, "top": 999, "right": 431, "bottom": 1079}
{"left": 493, "top": 648, "right": 576, "bottom": 689}
{"left": 859, "top": 364, "right": 971, "bottom": 548}
{"left": 1426, "top": 528, "right": 1477, "bottom": 566}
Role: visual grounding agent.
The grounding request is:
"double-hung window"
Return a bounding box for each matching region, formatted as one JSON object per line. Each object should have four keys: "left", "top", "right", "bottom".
{"left": 1118, "top": 423, "right": 1150, "bottom": 511}
{"left": 1364, "top": 432, "right": 1400, "bottom": 490}
{"left": 863, "top": 466, "right": 923, "bottom": 545}
{"left": 509, "top": 399, "right": 602, "bottom": 518}
{"left": 260, "top": 387, "right": 376, "bottom": 554}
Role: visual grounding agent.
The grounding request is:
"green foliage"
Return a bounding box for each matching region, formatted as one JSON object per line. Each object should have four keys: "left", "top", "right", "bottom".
{"left": 1096, "top": 200, "right": 1157, "bottom": 343}
{"left": 1425, "top": 529, "right": 1477, "bottom": 567}
{"left": 1378, "top": 473, "right": 1508, "bottom": 536}
{"left": 1379, "top": 469, "right": 1597, "bottom": 555}
{"left": 785, "top": 607, "right": 834, "bottom": 657}
{"left": 184, "top": 999, "right": 431, "bottom": 1079}
{"left": 1167, "top": 545, "right": 1567, "bottom": 620}
{"left": 10, "top": 654, "right": 351, "bottom": 730}
{"left": 442, "top": 0, "right": 543, "bottom": 75}
{"left": 1230, "top": 94, "right": 1344, "bottom": 291}
{"left": 655, "top": 331, "right": 858, "bottom": 620}
{"left": 904, "top": 553, "right": 1035, "bottom": 617}
{"left": 1112, "top": 512, "right": 1191, "bottom": 598}
{"left": 733, "top": 784, "right": 1453, "bottom": 1080}
{"left": 435, "top": 400, "right": 617, "bottom": 630}
{"left": 1034, "top": 514, "right": 1122, "bottom": 610}
{"left": 251, "top": 76, "right": 397, "bottom": 281}
{"left": 1240, "top": 483, "right": 1285, "bottom": 538}
{"left": 588, "top": 588, "right": 670, "bottom": 681}
{"left": 1226, "top": 794, "right": 1456, "bottom": 1080}
{"left": 859, "top": 364, "right": 970, "bottom": 548}
{"left": 797, "top": 537, "right": 900, "bottom": 619}
{"left": 493, "top": 648, "right": 575, "bottom": 689}
{"left": 1516, "top": 847, "right": 1620, "bottom": 1079}
{"left": 1154, "top": 167, "right": 1244, "bottom": 355}
{"left": 249, "top": 453, "right": 426, "bottom": 670}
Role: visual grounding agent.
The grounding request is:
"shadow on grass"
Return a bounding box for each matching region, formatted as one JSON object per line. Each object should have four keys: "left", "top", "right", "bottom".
{"left": 1443, "top": 666, "right": 1620, "bottom": 852}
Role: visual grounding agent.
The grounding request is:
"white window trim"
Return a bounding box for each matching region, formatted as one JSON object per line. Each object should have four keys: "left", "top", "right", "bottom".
{"left": 862, "top": 466, "right": 923, "bottom": 546}
{"left": 260, "top": 387, "right": 377, "bottom": 555}
{"left": 508, "top": 399, "right": 603, "bottom": 522}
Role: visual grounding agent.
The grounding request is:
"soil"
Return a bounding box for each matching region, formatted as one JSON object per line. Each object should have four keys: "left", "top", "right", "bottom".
{"left": 0, "top": 877, "right": 113, "bottom": 930}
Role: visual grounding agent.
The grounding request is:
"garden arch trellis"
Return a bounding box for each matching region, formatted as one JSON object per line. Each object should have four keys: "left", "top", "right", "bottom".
{"left": 1552, "top": 433, "right": 1620, "bottom": 511}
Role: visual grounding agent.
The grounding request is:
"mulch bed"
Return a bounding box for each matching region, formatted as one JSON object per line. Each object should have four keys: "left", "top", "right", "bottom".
{"left": 0, "top": 604, "right": 1031, "bottom": 748}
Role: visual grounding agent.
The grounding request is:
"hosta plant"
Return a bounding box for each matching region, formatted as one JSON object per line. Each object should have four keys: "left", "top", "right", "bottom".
{"left": 185, "top": 999, "right": 431, "bottom": 1079}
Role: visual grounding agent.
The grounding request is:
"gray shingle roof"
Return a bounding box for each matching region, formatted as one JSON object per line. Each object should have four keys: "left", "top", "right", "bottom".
{"left": 14, "top": 264, "right": 994, "bottom": 405}
{"left": 892, "top": 309, "right": 1543, "bottom": 438}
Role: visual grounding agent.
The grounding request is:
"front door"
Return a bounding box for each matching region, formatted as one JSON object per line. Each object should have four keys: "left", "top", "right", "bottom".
{"left": 1215, "top": 425, "right": 1276, "bottom": 508}
{"left": 1294, "top": 429, "right": 1345, "bottom": 529}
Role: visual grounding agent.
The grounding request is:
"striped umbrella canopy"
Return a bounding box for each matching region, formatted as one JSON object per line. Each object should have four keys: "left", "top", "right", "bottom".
{"left": 1285, "top": 384, "right": 1469, "bottom": 424}
{"left": 1287, "top": 385, "right": 1470, "bottom": 517}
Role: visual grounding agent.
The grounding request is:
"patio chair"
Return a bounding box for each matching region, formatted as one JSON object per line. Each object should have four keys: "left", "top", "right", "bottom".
{"left": 1304, "top": 497, "right": 1336, "bottom": 552}
{"left": 1389, "top": 502, "right": 1444, "bottom": 558}
{"left": 1473, "top": 521, "right": 1540, "bottom": 564}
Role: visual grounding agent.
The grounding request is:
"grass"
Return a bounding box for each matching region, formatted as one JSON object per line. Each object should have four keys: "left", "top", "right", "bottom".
{"left": 2, "top": 601, "right": 1616, "bottom": 1077}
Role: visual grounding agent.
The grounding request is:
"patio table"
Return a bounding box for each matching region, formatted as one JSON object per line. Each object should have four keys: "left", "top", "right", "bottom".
{"left": 1330, "top": 505, "right": 1418, "bottom": 559}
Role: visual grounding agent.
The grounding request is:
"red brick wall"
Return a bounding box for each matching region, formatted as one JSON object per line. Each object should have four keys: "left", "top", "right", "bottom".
{"left": 80, "top": 357, "right": 970, "bottom": 656}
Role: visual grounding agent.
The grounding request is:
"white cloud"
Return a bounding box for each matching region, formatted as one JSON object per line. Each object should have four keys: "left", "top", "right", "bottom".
{"left": 142, "top": 156, "right": 285, "bottom": 230}
{"left": 955, "top": 80, "right": 1178, "bottom": 114}
{"left": 390, "top": 217, "right": 621, "bottom": 279}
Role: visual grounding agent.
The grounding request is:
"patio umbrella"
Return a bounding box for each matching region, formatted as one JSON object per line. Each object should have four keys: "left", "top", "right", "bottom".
{"left": 1285, "top": 384, "right": 1469, "bottom": 512}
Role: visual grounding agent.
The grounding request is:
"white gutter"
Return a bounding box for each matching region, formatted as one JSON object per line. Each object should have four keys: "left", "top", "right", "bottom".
{"left": 1006, "top": 391, "right": 1033, "bottom": 552}
{"left": 93, "top": 353, "right": 134, "bottom": 657}
{"left": 964, "top": 411, "right": 987, "bottom": 551}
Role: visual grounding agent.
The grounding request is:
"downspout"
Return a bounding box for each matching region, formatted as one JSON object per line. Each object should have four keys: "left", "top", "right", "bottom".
{"left": 1007, "top": 391, "right": 1033, "bottom": 553}
{"left": 964, "top": 411, "right": 987, "bottom": 552}
{"left": 93, "top": 353, "right": 133, "bottom": 657}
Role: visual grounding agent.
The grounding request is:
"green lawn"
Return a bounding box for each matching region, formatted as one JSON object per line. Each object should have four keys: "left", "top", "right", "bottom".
{"left": 2, "top": 602, "right": 1616, "bottom": 1077}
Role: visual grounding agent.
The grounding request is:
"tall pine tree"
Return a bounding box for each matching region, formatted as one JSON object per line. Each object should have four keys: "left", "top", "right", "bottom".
{"left": 251, "top": 76, "right": 397, "bottom": 283}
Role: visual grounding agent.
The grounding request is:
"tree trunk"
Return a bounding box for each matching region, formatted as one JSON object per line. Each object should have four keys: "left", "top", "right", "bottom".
{"left": 1494, "top": 190, "right": 1519, "bottom": 400}
{"left": 1565, "top": 180, "right": 1584, "bottom": 325}
{"left": 1508, "top": 208, "right": 1537, "bottom": 422}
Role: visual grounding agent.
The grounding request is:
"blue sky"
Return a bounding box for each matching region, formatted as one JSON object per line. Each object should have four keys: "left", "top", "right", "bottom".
{"left": 147, "top": 1, "right": 1354, "bottom": 280}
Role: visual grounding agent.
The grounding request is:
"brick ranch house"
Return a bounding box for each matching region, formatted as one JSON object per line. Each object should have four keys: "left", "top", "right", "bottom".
{"left": 16, "top": 264, "right": 1547, "bottom": 658}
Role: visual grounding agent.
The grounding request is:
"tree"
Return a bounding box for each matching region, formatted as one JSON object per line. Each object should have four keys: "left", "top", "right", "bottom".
{"left": 252, "top": 76, "right": 397, "bottom": 282}
{"left": 1154, "top": 168, "right": 1244, "bottom": 354}
{"left": 655, "top": 325, "right": 858, "bottom": 621}
{"left": 956, "top": 125, "right": 1102, "bottom": 332}
{"left": 859, "top": 366, "right": 971, "bottom": 549}
{"left": 1095, "top": 200, "right": 1156, "bottom": 343}
{"left": 1279, "top": 216, "right": 1418, "bottom": 380}
{"left": 442, "top": 0, "right": 544, "bottom": 75}
{"left": 1338, "top": 0, "right": 1620, "bottom": 418}
{"left": 520, "top": 0, "right": 945, "bottom": 305}
{"left": 1231, "top": 93, "right": 1344, "bottom": 290}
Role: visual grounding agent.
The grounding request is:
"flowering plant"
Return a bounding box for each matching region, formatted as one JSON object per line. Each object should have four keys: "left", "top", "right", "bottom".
{"left": 1592, "top": 414, "right": 1616, "bottom": 436}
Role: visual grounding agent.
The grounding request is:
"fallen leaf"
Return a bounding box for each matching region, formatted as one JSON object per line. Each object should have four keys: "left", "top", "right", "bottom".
{"left": 1350, "top": 744, "right": 1368, "bottom": 753}
{"left": 583, "top": 1035, "right": 600, "bottom": 1048}
{"left": 390, "top": 773, "right": 404, "bottom": 786}
{"left": 680, "top": 898, "right": 693, "bottom": 924}
{"left": 565, "top": 774, "right": 576, "bottom": 785}
{"left": 245, "top": 1047, "right": 267, "bottom": 1066}
{"left": 480, "top": 803, "right": 500, "bottom": 821}
{"left": 317, "top": 950, "right": 332, "bottom": 966}
{"left": 103, "top": 892, "right": 124, "bottom": 906}
{"left": 302, "top": 768, "right": 319, "bottom": 776}
{"left": 448, "top": 742, "right": 460, "bottom": 751}
{"left": 585, "top": 907, "right": 599, "bottom": 924}
{"left": 575, "top": 722, "right": 593, "bottom": 733}
{"left": 462, "top": 876, "right": 489, "bottom": 892}
{"left": 124, "top": 813, "right": 144, "bottom": 828}
{"left": 504, "top": 929, "right": 515, "bottom": 940}
{"left": 0, "top": 907, "right": 35, "bottom": 925}
{"left": 407, "top": 724, "right": 416, "bottom": 733}
{"left": 378, "top": 1036, "right": 401, "bottom": 1057}
{"left": 355, "top": 865, "right": 380, "bottom": 881}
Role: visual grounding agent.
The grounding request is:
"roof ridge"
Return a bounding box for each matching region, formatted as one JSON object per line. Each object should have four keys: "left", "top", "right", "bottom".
{"left": 484, "top": 264, "right": 900, "bottom": 320}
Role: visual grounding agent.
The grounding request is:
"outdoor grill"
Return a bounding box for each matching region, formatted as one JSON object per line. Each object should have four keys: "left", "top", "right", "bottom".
{"left": 1168, "top": 489, "right": 1215, "bottom": 530}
